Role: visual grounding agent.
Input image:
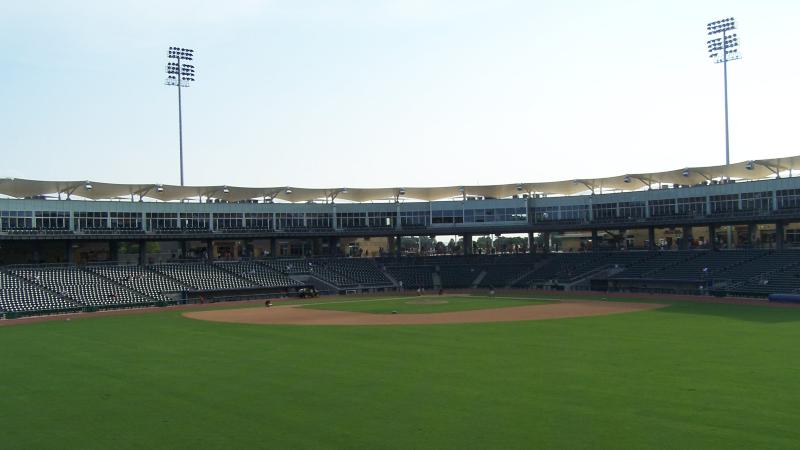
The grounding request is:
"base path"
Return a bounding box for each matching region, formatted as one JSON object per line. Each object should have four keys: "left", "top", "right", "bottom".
{"left": 183, "top": 299, "right": 666, "bottom": 326}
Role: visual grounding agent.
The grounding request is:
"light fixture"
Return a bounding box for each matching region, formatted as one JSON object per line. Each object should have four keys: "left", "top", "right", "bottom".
{"left": 682, "top": 169, "right": 690, "bottom": 177}
{"left": 341, "top": 188, "right": 348, "bottom": 194}
{"left": 85, "top": 183, "right": 93, "bottom": 190}
{"left": 706, "top": 17, "right": 741, "bottom": 176}
{"left": 623, "top": 176, "right": 631, "bottom": 183}
{"left": 458, "top": 186, "right": 465, "bottom": 193}
{"left": 745, "top": 160, "right": 754, "bottom": 170}
{"left": 156, "top": 184, "right": 164, "bottom": 193}
{"left": 516, "top": 184, "right": 524, "bottom": 191}
{"left": 165, "top": 46, "right": 197, "bottom": 187}
{"left": 285, "top": 188, "right": 293, "bottom": 194}
{"left": 223, "top": 186, "right": 230, "bottom": 194}
{"left": 398, "top": 188, "right": 406, "bottom": 196}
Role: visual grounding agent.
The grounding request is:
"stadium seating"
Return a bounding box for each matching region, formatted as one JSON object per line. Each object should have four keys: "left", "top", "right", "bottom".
{"left": 218, "top": 261, "right": 302, "bottom": 288}
{"left": 513, "top": 253, "right": 603, "bottom": 286}
{"left": 4, "top": 250, "right": 800, "bottom": 316}
{"left": 478, "top": 264, "right": 538, "bottom": 288}
{"left": 307, "top": 260, "right": 356, "bottom": 287}
{"left": 384, "top": 265, "right": 435, "bottom": 289}
{"left": 719, "top": 252, "right": 800, "bottom": 295}
{"left": 149, "top": 263, "right": 256, "bottom": 290}
{"left": 437, "top": 265, "right": 481, "bottom": 288}
{"left": 647, "top": 250, "right": 766, "bottom": 281}
{"left": 87, "top": 265, "right": 189, "bottom": 302}
{"left": 321, "top": 258, "right": 393, "bottom": 287}
{"left": 0, "top": 271, "right": 80, "bottom": 314}
{"left": 10, "top": 266, "right": 151, "bottom": 307}
{"left": 260, "top": 259, "right": 311, "bottom": 275}
{"left": 609, "top": 251, "right": 700, "bottom": 279}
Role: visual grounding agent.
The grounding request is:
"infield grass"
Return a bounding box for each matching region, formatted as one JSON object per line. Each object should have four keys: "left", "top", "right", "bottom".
{"left": 300, "top": 294, "right": 551, "bottom": 314}
{"left": 2, "top": 294, "right": 800, "bottom": 450}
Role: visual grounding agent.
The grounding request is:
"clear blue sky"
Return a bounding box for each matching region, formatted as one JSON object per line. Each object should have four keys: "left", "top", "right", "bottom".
{"left": 1, "top": 0, "right": 799, "bottom": 188}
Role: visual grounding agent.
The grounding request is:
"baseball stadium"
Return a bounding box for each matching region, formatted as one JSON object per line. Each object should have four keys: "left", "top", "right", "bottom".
{"left": 4, "top": 155, "right": 800, "bottom": 449}
{"left": 5, "top": 3, "right": 800, "bottom": 450}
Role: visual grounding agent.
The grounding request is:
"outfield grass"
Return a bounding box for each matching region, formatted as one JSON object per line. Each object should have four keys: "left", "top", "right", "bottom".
{"left": 2, "top": 294, "right": 800, "bottom": 449}
{"left": 300, "top": 295, "right": 551, "bottom": 314}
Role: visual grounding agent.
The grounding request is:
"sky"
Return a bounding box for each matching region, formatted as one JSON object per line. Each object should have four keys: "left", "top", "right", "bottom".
{"left": 1, "top": 0, "right": 799, "bottom": 190}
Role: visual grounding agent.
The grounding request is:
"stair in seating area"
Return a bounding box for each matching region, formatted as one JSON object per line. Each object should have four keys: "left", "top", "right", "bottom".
{"left": 471, "top": 270, "right": 487, "bottom": 288}
{"left": 432, "top": 272, "right": 442, "bottom": 290}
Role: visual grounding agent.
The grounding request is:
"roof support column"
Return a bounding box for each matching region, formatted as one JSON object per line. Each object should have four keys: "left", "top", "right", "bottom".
{"left": 680, "top": 225, "right": 692, "bottom": 250}
{"left": 138, "top": 239, "right": 146, "bottom": 265}
{"left": 747, "top": 223, "right": 758, "bottom": 249}
{"left": 330, "top": 236, "right": 339, "bottom": 256}
{"left": 109, "top": 240, "right": 119, "bottom": 262}
{"left": 776, "top": 222, "right": 785, "bottom": 251}
{"left": 463, "top": 234, "right": 473, "bottom": 256}
{"left": 65, "top": 240, "right": 74, "bottom": 264}
{"left": 648, "top": 226, "right": 656, "bottom": 251}
{"left": 708, "top": 224, "right": 717, "bottom": 250}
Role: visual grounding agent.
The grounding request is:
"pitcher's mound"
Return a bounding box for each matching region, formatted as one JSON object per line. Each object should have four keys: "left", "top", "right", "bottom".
{"left": 183, "top": 299, "right": 665, "bottom": 326}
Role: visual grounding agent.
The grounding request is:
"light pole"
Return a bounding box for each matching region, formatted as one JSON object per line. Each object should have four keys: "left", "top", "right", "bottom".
{"left": 706, "top": 18, "right": 740, "bottom": 173}
{"left": 707, "top": 18, "right": 740, "bottom": 249}
{"left": 165, "top": 47, "right": 196, "bottom": 186}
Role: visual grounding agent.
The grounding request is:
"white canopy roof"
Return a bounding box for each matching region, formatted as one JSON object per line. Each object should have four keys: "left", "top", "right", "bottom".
{"left": 2, "top": 154, "right": 798, "bottom": 203}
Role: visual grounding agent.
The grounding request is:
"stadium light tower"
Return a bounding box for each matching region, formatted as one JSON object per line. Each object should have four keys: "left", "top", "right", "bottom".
{"left": 706, "top": 18, "right": 740, "bottom": 175}
{"left": 165, "top": 47, "right": 196, "bottom": 186}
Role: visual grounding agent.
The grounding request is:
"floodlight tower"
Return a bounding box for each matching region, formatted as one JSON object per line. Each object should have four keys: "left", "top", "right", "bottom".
{"left": 165, "top": 47, "right": 196, "bottom": 186}
{"left": 706, "top": 18, "right": 740, "bottom": 173}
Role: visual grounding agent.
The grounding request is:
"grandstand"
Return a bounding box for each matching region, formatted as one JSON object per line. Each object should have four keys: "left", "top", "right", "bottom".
{"left": 215, "top": 261, "right": 302, "bottom": 288}
{"left": 3, "top": 155, "right": 800, "bottom": 316}
{"left": 10, "top": 266, "right": 151, "bottom": 307}
{"left": 0, "top": 271, "right": 80, "bottom": 314}
{"left": 86, "top": 265, "right": 189, "bottom": 302}
{"left": 4, "top": 250, "right": 800, "bottom": 317}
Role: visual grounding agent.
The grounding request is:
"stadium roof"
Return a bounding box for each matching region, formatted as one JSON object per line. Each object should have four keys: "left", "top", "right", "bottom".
{"left": 2, "top": 154, "right": 799, "bottom": 203}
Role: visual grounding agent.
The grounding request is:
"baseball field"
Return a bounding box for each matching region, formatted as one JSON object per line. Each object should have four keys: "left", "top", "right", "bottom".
{"left": 2, "top": 293, "right": 800, "bottom": 449}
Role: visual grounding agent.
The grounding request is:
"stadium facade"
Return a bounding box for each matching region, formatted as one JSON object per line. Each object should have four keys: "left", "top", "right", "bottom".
{"left": 1, "top": 155, "right": 800, "bottom": 264}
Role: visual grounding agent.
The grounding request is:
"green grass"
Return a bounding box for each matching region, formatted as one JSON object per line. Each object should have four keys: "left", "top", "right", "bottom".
{"left": 300, "top": 295, "right": 551, "bottom": 314}
{"left": 2, "top": 294, "right": 800, "bottom": 449}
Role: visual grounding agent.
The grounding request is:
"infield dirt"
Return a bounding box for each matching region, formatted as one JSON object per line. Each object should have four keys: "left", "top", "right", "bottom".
{"left": 183, "top": 299, "right": 666, "bottom": 326}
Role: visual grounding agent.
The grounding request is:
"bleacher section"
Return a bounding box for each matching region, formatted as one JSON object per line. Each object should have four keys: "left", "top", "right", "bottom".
{"left": 437, "top": 265, "right": 480, "bottom": 288}
{"left": 478, "top": 265, "right": 534, "bottom": 288}
{"left": 307, "top": 260, "right": 355, "bottom": 287}
{"left": 4, "top": 251, "right": 800, "bottom": 317}
{"left": 0, "top": 271, "right": 80, "bottom": 314}
{"left": 260, "top": 259, "right": 310, "bottom": 275}
{"left": 720, "top": 252, "right": 800, "bottom": 296}
{"left": 149, "top": 263, "right": 256, "bottom": 290}
{"left": 87, "top": 265, "right": 189, "bottom": 302}
{"left": 11, "top": 266, "right": 151, "bottom": 307}
{"left": 323, "top": 259, "right": 393, "bottom": 287}
{"left": 609, "top": 251, "right": 700, "bottom": 279}
{"left": 648, "top": 251, "right": 766, "bottom": 281}
{"left": 217, "top": 261, "right": 302, "bottom": 288}
{"left": 513, "top": 253, "right": 603, "bottom": 287}
{"left": 384, "top": 265, "right": 435, "bottom": 289}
